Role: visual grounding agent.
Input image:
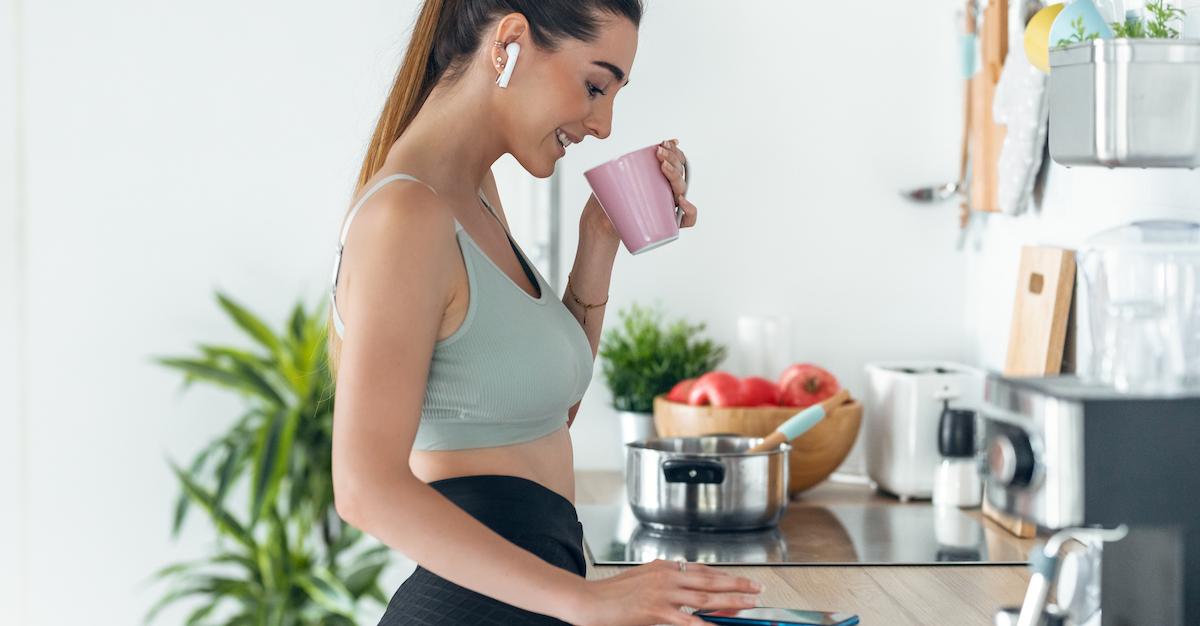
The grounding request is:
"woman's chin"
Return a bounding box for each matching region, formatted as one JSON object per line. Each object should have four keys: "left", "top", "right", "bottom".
{"left": 514, "top": 152, "right": 557, "bottom": 179}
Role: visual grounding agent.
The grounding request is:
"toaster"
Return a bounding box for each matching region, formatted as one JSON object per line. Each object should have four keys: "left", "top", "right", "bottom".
{"left": 863, "top": 362, "right": 985, "bottom": 500}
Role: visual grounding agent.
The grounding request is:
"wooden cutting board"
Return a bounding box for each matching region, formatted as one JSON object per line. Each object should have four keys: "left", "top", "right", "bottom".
{"left": 1004, "top": 245, "right": 1077, "bottom": 376}
{"left": 985, "top": 244, "right": 1077, "bottom": 538}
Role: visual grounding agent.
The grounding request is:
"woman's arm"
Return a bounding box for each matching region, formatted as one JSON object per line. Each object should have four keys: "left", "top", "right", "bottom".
{"left": 563, "top": 196, "right": 620, "bottom": 426}
{"left": 332, "top": 185, "right": 583, "bottom": 621}
{"left": 564, "top": 140, "right": 697, "bottom": 426}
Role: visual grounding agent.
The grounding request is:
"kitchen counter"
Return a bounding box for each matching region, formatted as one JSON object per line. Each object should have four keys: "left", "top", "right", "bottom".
{"left": 577, "top": 470, "right": 1034, "bottom": 625}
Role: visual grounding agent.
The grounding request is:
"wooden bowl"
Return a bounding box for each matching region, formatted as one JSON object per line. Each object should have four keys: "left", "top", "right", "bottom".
{"left": 651, "top": 395, "right": 863, "bottom": 496}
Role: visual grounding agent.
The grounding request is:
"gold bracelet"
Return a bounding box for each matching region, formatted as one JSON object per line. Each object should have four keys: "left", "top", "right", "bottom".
{"left": 567, "top": 272, "right": 608, "bottom": 325}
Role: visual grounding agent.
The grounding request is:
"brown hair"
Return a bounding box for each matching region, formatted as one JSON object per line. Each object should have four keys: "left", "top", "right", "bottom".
{"left": 327, "top": 0, "right": 643, "bottom": 376}
{"left": 354, "top": 0, "right": 447, "bottom": 191}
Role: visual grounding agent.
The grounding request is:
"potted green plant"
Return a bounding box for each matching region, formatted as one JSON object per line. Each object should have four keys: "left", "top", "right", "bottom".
{"left": 598, "top": 303, "right": 726, "bottom": 448}
{"left": 148, "top": 293, "right": 389, "bottom": 625}
{"left": 1049, "top": 1, "right": 1200, "bottom": 167}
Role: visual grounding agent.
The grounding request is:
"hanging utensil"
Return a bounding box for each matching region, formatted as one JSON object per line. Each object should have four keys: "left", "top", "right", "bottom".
{"left": 900, "top": 182, "right": 962, "bottom": 204}
{"left": 901, "top": 0, "right": 977, "bottom": 207}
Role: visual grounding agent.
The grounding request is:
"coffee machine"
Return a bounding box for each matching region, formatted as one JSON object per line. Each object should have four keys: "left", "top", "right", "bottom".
{"left": 981, "top": 374, "right": 1200, "bottom": 626}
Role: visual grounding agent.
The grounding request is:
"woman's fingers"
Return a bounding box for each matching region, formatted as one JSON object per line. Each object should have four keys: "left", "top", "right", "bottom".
{"left": 657, "top": 142, "right": 688, "bottom": 199}
{"left": 660, "top": 612, "right": 708, "bottom": 626}
{"left": 634, "top": 561, "right": 762, "bottom": 625}
{"left": 658, "top": 142, "right": 686, "bottom": 173}
{"left": 676, "top": 571, "right": 763, "bottom": 594}
{"left": 668, "top": 589, "right": 760, "bottom": 611}
{"left": 676, "top": 195, "right": 698, "bottom": 228}
{"left": 667, "top": 141, "right": 687, "bottom": 170}
{"left": 664, "top": 140, "right": 688, "bottom": 184}
{"left": 659, "top": 153, "right": 687, "bottom": 198}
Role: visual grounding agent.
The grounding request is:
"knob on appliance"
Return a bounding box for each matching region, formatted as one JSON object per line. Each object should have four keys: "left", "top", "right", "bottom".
{"left": 987, "top": 431, "right": 1035, "bottom": 487}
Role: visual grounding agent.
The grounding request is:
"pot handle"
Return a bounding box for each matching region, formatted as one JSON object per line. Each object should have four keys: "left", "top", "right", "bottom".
{"left": 662, "top": 459, "right": 726, "bottom": 484}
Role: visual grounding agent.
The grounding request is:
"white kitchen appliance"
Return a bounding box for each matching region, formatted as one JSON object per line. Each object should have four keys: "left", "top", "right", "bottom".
{"left": 863, "top": 362, "right": 984, "bottom": 500}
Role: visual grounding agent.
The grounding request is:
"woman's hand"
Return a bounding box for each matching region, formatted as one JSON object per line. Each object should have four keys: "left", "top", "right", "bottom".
{"left": 579, "top": 192, "right": 621, "bottom": 245}
{"left": 657, "top": 139, "right": 697, "bottom": 229}
{"left": 564, "top": 559, "right": 762, "bottom": 626}
{"left": 578, "top": 139, "right": 699, "bottom": 244}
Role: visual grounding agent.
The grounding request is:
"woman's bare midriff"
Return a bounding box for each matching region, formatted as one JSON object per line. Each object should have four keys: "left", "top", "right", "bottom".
{"left": 406, "top": 227, "right": 578, "bottom": 505}
{"left": 408, "top": 425, "right": 577, "bottom": 504}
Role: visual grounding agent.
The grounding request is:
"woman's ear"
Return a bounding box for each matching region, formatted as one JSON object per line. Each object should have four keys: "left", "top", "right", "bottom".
{"left": 490, "top": 13, "right": 530, "bottom": 86}
{"left": 491, "top": 12, "right": 529, "bottom": 51}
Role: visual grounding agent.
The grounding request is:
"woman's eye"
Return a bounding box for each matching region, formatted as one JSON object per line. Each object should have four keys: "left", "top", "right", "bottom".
{"left": 586, "top": 82, "right": 607, "bottom": 99}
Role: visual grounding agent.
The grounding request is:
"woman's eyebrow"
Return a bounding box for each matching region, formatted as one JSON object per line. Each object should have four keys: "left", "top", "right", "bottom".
{"left": 592, "top": 61, "right": 629, "bottom": 86}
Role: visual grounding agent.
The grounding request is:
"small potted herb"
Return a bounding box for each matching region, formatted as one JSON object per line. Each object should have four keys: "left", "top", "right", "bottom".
{"left": 1054, "top": 0, "right": 1187, "bottom": 47}
{"left": 1112, "top": 0, "right": 1187, "bottom": 39}
{"left": 1048, "top": 0, "right": 1200, "bottom": 168}
{"left": 598, "top": 303, "right": 726, "bottom": 448}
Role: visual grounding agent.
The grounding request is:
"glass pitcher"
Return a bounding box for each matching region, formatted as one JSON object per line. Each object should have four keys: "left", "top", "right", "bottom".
{"left": 1078, "top": 220, "right": 1200, "bottom": 393}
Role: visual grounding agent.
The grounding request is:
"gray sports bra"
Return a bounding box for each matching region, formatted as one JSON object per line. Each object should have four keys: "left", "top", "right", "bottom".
{"left": 330, "top": 174, "right": 594, "bottom": 451}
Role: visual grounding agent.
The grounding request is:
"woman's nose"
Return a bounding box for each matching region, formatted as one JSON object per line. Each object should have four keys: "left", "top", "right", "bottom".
{"left": 584, "top": 103, "right": 613, "bottom": 140}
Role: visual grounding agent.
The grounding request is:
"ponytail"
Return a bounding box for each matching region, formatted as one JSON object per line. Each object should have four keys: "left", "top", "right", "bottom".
{"left": 326, "top": 0, "right": 446, "bottom": 376}
{"left": 356, "top": 0, "right": 447, "bottom": 189}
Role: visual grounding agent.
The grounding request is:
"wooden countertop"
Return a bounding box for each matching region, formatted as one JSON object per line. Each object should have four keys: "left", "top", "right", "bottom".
{"left": 576, "top": 470, "right": 1034, "bottom": 625}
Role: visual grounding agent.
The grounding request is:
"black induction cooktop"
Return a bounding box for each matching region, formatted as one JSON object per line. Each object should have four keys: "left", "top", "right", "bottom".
{"left": 579, "top": 499, "right": 1030, "bottom": 566}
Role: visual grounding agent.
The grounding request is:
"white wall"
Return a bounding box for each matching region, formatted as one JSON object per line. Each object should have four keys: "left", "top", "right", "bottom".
{"left": 7, "top": 1, "right": 975, "bottom": 624}
{"left": 2, "top": 0, "right": 27, "bottom": 623}
{"left": 13, "top": 1, "right": 429, "bottom": 624}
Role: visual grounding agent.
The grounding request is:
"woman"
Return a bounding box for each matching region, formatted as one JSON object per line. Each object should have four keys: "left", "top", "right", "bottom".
{"left": 328, "top": 1, "right": 763, "bottom": 624}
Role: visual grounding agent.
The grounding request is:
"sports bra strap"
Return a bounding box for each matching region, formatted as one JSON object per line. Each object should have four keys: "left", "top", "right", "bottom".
{"left": 338, "top": 174, "right": 438, "bottom": 245}
{"left": 330, "top": 174, "right": 502, "bottom": 339}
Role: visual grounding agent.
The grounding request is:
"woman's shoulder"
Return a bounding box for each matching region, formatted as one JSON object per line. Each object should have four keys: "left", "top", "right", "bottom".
{"left": 341, "top": 176, "right": 460, "bottom": 294}
{"left": 346, "top": 175, "right": 456, "bottom": 242}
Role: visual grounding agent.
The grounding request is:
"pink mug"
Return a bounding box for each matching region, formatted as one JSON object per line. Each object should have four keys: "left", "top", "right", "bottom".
{"left": 583, "top": 144, "right": 683, "bottom": 255}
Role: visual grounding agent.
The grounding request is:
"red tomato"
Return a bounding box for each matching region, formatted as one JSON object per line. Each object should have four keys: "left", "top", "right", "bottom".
{"left": 778, "top": 363, "right": 840, "bottom": 407}
{"left": 666, "top": 378, "right": 696, "bottom": 403}
{"left": 738, "top": 376, "right": 781, "bottom": 406}
{"left": 687, "top": 371, "right": 742, "bottom": 407}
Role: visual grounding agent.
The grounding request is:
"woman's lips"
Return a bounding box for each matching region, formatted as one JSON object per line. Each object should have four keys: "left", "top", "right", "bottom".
{"left": 555, "top": 128, "right": 581, "bottom": 148}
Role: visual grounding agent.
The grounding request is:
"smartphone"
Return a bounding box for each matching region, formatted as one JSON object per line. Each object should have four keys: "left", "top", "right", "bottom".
{"left": 695, "top": 607, "right": 859, "bottom": 626}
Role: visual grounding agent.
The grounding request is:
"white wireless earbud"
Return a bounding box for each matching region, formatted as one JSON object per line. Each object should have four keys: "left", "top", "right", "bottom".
{"left": 496, "top": 42, "right": 520, "bottom": 89}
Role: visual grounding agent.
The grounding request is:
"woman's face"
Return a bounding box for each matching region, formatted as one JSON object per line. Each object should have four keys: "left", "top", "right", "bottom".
{"left": 502, "top": 16, "right": 639, "bottom": 177}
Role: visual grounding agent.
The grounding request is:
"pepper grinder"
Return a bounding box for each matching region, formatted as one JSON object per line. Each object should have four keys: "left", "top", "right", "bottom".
{"left": 932, "top": 403, "right": 981, "bottom": 508}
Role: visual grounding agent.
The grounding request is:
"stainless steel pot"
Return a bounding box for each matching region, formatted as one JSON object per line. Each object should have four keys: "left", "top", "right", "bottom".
{"left": 625, "top": 436, "right": 791, "bottom": 531}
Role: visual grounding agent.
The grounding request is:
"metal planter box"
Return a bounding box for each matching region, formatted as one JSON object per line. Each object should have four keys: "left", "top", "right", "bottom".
{"left": 1049, "top": 39, "right": 1200, "bottom": 168}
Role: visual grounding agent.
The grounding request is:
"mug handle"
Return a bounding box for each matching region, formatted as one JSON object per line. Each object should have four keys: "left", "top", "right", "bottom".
{"left": 675, "top": 159, "right": 689, "bottom": 228}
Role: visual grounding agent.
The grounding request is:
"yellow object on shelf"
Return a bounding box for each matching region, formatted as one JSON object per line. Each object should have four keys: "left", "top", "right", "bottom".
{"left": 1025, "top": 3, "right": 1066, "bottom": 73}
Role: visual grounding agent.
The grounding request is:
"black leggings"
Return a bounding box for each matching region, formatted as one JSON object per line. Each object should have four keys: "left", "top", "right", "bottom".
{"left": 376, "top": 475, "right": 586, "bottom": 626}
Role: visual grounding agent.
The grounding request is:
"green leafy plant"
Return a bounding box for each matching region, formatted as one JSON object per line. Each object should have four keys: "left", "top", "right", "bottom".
{"left": 1111, "top": 16, "right": 1148, "bottom": 38}
{"left": 1111, "top": 1, "right": 1187, "bottom": 38}
{"left": 1144, "top": 0, "right": 1186, "bottom": 38}
{"left": 147, "top": 293, "right": 389, "bottom": 625}
{"left": 1056, "top": 16, "right": 1101, "bottom": 48}
{"left": 599, "top": 303, "right": 727, "bottom": 413}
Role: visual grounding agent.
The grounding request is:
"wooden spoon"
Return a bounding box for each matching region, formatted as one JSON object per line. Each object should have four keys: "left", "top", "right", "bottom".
{"left": 746, "top": 389, "right": 853, "bottom": 453}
